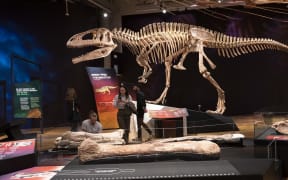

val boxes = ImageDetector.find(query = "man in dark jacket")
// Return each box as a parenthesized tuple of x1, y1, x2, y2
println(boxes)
(133, 85, 153, 142)
(65, 88, 81, 131)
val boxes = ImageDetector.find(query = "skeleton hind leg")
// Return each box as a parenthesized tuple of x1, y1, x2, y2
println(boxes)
(147, 60, 172, 104)
(198, 52, 225, 114)
(136, 56, 152, 84)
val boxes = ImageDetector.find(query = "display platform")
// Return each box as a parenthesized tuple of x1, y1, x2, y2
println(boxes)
(154, 109, 239, 138)
(187, 109, 239, 134)
(53, 159, 239, 180)
(82, 152, 219, 165)
(254, 127, 288, 177)
(52, 157, 279, 180)
(0, 138, 37, 175)
(254, 127, 288, 144)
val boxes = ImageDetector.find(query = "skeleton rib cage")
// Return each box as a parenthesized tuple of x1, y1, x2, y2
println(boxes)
(112, 22, 287, 63)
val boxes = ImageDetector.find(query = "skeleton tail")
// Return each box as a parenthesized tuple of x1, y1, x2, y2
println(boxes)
(205, 32, 288, 58)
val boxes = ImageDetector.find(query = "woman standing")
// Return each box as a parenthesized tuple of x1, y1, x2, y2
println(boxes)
(113, 85, 132, 144)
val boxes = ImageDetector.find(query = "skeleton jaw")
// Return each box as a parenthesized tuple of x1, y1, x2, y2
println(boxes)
(66, 28, 117, 64)
(70, 45, 117, 64)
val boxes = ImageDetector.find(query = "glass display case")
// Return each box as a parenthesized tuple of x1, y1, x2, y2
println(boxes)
(253, 112, 288, 177)
(254, 112, 288, 139)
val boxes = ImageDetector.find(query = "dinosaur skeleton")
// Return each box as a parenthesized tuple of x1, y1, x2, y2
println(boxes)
(67, 22, 288, 114)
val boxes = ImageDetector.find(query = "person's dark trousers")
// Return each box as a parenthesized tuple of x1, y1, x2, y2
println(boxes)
(137, 114, 152, 140)
(71, 122, 78, 131)
(70, 110, 81, 132)
(117, 110, 131, 144)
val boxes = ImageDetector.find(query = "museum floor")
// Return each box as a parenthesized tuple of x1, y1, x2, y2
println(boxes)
(3, 113, 288, 179)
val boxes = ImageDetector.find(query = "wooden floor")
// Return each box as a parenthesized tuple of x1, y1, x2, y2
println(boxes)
(21, 113, 272, 152)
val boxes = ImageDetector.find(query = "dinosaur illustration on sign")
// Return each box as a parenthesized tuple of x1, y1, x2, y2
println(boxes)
(95, 86, 117, 95)
(67, 22, 288, 114)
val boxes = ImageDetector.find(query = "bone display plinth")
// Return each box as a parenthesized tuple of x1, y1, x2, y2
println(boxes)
(78, 138, 220, 163)
(67, 22, 288, 114)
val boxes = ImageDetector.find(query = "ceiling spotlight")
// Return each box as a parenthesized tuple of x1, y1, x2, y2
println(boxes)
(217, 0, 223, 3)
(162, 9, 167, 14)
(103, 12, 108, 18)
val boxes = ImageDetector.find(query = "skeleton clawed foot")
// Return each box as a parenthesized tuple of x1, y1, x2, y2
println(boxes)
(146, 100, 156, 104)
(206, 108, 225, 114)
(138, 70, 152, 84)
(173, 64, 186, 70)
(206, 98, 226, 114)
(146, 86, 169, 105)
(138, 77, 147, 83)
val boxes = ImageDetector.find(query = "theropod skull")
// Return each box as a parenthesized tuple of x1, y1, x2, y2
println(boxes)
(67, 28, 117, 64)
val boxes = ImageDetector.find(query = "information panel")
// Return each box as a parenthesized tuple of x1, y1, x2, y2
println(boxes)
(13, 80, 42, 118)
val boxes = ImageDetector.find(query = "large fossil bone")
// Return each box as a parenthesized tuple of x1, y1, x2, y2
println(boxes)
(67, 22, 288, 114)
(54, 129, 125, 149)
(78, 138, 220, 163)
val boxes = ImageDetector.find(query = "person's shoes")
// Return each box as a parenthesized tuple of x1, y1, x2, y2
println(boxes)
(123, 138, 129, 145)
(131, 138, 142, 144)
(146, 134, 153, 141)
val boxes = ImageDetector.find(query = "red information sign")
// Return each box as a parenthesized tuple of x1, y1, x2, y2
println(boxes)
(86, 67, 119, 129)
(148, 107, 188, 119)
(0, 139, 35, 160)
(266, 135, 288, 141)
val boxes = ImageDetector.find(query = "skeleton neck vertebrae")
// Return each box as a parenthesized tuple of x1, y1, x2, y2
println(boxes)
(67, 22, 288, 114)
